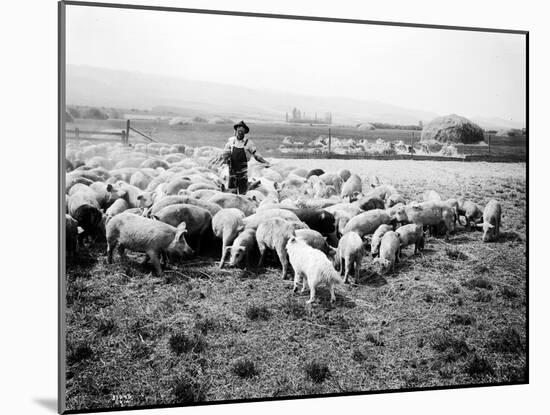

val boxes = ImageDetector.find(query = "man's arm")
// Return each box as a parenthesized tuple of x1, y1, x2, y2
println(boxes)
(247, 140, 270, 165)
(253, 152, 270, 166)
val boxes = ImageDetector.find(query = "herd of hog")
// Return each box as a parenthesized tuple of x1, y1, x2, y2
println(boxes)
(65, 140, 503, 304)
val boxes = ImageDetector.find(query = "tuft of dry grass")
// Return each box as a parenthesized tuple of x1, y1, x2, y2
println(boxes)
(232, 358, 258, 379)
(304, 361, 331, 383)
(169, 332, 207, 355)
(67, 343, 93, 365)
(449, 313, 475, 326)
(473, 292, 493, 303)
(488, 327, 524, 354)
(464, 277, 493, 290)
(245, 305, 271, 321)
(445, 247, 469, 261)
(466, 354, 494, 377)
(172, 375, 208, 403)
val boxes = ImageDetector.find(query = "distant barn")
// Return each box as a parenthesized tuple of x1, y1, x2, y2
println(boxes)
(208, 117, 234, 125)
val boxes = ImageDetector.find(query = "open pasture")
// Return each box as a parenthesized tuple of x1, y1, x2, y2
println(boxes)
(67, 118, 526, 159)
(65, 159, 526, 411)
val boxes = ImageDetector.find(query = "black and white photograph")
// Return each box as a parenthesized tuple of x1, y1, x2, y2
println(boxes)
(60, 1, 527, 413)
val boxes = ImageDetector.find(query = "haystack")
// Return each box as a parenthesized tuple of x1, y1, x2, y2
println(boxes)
(168, 117, 192, 127)
(357, 123, 376, 131)
(421, 114, 484, 144)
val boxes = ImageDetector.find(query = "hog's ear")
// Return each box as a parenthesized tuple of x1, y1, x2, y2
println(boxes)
(106, 184, 113, 192)
(77, 226, 84, 234)
(175, 224, 187, 241)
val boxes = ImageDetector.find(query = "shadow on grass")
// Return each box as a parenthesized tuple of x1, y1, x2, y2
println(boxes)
(496, 231, 523, 243)
(357, 270, 387, 288)
(450, 234, 475, 244)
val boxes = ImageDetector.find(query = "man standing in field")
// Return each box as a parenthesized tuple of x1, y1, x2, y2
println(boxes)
(221, 120, 270, 194)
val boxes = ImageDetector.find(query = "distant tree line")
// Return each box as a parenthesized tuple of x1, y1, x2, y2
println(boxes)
(370, 122, 422, 130)
(506, 128, 526, 137)
(67, 105, 122, 120)
(286, 108, 332, 124)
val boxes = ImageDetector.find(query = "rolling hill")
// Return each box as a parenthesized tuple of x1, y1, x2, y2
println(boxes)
(66, 65, 523, 130)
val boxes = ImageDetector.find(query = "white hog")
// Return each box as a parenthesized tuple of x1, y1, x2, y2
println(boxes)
(287, 237, 344, 304)
(106, 212, 194, 276)
(370, 224, 394, 258)
(212, 208, 246, 268)
(373, 231, 401, 274)
(341, 174, 362, 200)
(482, 199, 502, 242)
(395, 224, 425, 254)
(256, 217, 298, 279)
(337, 231, 365, 284)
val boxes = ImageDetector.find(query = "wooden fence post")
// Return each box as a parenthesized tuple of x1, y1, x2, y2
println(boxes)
(488, 134, 491, 157)
(126, 119, 131, 145)
(121, 130, 126, 144)
(75, 127, 80, 143)
(328, 128, 331, 155)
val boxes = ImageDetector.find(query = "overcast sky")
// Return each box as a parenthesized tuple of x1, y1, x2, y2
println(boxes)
(66, 5, 526, 124)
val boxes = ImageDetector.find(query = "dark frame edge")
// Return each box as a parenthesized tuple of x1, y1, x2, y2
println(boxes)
(525, 31, 529, 384)
(58, 1, 67, 414)
(62, 0, 528, 35)
(61, 381, 528, 414)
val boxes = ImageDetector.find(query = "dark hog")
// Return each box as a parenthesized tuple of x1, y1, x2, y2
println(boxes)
(280, 207, 335, 236)
(153, 203, 212, 254)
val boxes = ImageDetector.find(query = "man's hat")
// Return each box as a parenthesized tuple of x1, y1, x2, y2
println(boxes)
(233, 120, 249, 134)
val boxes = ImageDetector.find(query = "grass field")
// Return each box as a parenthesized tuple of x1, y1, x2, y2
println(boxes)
(65, 159, 527, 411)
(66, 119, 527, 160)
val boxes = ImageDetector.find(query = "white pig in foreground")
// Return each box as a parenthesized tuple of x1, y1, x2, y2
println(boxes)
(373, 231, 401, 274)
(482, 199, 502, 242)
(286, 237, 344, 304)
(106, 212, 194, 276)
